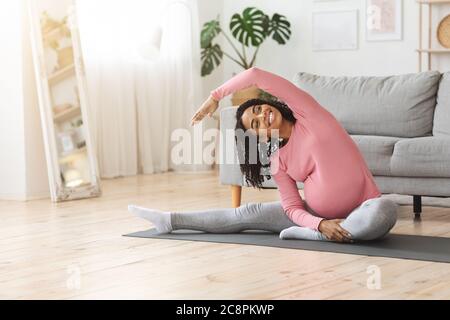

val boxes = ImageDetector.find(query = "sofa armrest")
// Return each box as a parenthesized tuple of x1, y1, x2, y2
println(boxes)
(219, 106, 244, 186)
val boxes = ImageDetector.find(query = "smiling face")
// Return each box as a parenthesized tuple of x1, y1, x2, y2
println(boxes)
(240, 103, 283, 138)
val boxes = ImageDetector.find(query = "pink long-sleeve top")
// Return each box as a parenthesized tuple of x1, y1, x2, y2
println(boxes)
(211, 67, 381, 230)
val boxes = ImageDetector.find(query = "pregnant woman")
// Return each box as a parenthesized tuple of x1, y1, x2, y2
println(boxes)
(129, 67, 398, 243)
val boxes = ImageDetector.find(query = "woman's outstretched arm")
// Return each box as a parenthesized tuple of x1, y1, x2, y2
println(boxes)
(210, 66, 320, 118)
(270, 155, 324, 230)
(272, 168, 324, 231)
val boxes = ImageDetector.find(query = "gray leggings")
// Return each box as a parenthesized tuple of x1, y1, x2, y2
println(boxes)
(171, 197, 398, 241)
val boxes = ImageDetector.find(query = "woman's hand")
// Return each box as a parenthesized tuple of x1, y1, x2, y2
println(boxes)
(190, 95, 219, 126)
(318, 219, 353, 243)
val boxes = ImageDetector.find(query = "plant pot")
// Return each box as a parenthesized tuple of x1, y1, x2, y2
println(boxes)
(231, 85, 261, 106)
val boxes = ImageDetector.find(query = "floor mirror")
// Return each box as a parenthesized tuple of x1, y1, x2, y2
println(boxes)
(28, 0, 102, 202)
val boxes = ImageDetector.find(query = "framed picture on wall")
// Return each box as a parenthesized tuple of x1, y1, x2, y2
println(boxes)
(312, 10, 358, 51)
(366, 0, 403, 41)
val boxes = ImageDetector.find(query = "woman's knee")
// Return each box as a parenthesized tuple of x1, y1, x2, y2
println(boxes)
(345, 198, 398, 241)
(365, 197, 397, 212)
(365, 198, 399, 229)
(378, 198, 398, 226)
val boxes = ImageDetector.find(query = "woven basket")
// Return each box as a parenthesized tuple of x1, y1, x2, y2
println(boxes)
(437, 14, 450, 48)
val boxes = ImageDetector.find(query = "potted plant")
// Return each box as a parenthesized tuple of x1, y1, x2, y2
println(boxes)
(201, 7, 292, 105)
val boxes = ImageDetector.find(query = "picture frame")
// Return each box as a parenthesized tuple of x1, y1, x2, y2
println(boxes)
(366, 0, 403, 41)
(312, 10, 358, 51)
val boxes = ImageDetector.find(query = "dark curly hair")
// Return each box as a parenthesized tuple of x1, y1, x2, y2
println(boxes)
(235, 98, 296, 189)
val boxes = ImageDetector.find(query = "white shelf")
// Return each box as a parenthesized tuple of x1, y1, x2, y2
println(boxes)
(417, 0, 450, 71)
(417, 0, 450, 4)
(53, 105, 81, 123)
(48, 64, 75, 86)
(416, 49, 450, 53)
(43, 26, 62, 39)
(43, 29, 60, 45)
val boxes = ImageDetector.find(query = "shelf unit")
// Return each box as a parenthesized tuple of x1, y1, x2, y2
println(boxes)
(48, 63, 75, 86)
(43, 27, 78, 125)
(43, 26, 65, 40)
(42, 29, 83, 169)
(417, 0, 450, 71)
(416, 48, 450, 53)
(53, 105, 81, 123)
(418, 0, 450, 4)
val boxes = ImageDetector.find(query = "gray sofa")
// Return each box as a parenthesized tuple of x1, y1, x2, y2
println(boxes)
(219, 70, 450, 218)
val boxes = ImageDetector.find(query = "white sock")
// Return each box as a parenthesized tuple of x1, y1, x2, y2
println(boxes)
(279, 226, 329, 241)
(128, 204, 173, 234)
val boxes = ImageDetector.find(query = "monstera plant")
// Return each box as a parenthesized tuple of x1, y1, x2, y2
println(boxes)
(200, 7, 292, 77)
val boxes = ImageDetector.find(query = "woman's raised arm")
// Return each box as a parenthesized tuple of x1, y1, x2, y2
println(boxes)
(210, 67, 319, 118)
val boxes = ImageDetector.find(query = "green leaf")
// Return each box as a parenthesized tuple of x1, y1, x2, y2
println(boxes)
(258, 90, 279, 102)
(229, 7, 269, 47)
(201, 20, 221, 49)
(201, 44, 223, 76)
(267, 13, 291, 45)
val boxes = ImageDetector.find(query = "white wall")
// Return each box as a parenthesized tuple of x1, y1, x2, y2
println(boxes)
(0, 1, 27, 200)
(196, 0, 226, 167)
(218, 0, 450, 82)
(23, 0, 51, 199)
(198, 0, 225, 99)
(0, 0, 50, 200)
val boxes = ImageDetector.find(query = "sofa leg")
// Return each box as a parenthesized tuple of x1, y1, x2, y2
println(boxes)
(231, 185, 242, 208)
(413, 195, 422, 219)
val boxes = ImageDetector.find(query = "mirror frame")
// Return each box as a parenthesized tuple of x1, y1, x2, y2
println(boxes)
(28, 0, 102, 202)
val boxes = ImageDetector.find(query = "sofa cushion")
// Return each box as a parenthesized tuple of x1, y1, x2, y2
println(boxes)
(351, 135, 402, 176)
(293, 71, 441, 138)
(433, 72, 450, 137)
(259, 135, 401, 187)
(391, 137, 450, 178)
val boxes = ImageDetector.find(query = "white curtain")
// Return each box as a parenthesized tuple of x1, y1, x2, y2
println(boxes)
(76, 0, 204, 178)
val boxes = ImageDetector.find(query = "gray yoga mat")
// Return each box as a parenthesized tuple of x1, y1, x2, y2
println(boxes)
(124, 229, 450, 263)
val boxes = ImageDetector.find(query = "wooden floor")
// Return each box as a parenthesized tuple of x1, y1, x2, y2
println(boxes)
(1, 170, 450, 300)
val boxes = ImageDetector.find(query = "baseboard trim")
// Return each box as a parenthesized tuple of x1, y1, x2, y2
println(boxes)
(0, 191, 50, 201)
